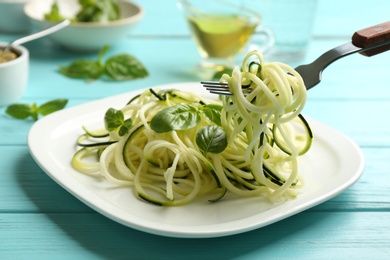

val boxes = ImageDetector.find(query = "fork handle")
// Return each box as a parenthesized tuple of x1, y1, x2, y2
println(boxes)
(352, 21, 390, 56)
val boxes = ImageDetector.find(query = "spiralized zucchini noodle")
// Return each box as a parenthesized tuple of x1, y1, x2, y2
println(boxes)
(72, 50, 312, 206)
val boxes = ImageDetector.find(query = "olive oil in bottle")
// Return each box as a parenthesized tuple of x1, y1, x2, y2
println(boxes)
(187, 14, 258, 58)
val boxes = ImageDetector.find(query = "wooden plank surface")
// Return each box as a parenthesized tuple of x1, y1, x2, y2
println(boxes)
(1, 212, 390, 259)
(1, 0, 390, 259)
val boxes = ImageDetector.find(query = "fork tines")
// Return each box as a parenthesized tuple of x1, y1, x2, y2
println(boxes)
(201, 81, 232, 96)
(201, 81, 253, 96)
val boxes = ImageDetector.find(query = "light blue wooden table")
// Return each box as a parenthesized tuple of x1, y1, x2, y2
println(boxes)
(1, 0, 390, 258)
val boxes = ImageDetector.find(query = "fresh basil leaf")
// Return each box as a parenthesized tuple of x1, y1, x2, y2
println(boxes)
(123, 118, 132, 128)
(104, 108, 132, 136)
(58, 45, 148, 82)
(104, 108, 124, 131)
(38, 99, 68, 116)
(30, 103, 39, 121)
(77, 0, 120, 22)
(76, 5, 102, 22)
(96, 0, 120, 21)
(44, 2, 64, 22)
(59, 59, 104, 80)
(196, 125, 227, 154)
(79, 0, 92, 6)
(105, 54, 148, 81)
(118, 126, 129, 136)
(98, 45, 110, 64)
(201, 104, 223, 126)
(5, 104, 32, 119)
(150, 104, 200, 133)
(118, 118, 132, 136)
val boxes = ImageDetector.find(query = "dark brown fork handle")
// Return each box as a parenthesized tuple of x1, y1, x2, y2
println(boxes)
(352, 21, 390, 56)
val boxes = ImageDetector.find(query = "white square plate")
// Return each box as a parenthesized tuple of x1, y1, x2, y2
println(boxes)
(28, 82, 365, 238)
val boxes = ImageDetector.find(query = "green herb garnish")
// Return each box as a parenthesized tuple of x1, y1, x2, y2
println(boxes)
(105, 54, 149, 81)
(104, 108, 132, 136)
(59, 45, 148, 82)
(200, 104, 223, 126)
(77, 0, 120, 22)
(5, 99, 68, 121)
(149, 102, 227, 154)
(196, 125, 227, 154)
(150, 104, 201, 133)
(44, 2, 64, 22)
(45, 0, 120, 23)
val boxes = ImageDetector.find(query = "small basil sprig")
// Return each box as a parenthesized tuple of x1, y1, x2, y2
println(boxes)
(150, 103, 227, 154)
(59, 45, 148, 82)
(104, 108, 132, 136)
(5, 99, 68, 121)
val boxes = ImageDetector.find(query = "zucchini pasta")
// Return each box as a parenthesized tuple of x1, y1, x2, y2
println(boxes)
(72, 50, 312, 206)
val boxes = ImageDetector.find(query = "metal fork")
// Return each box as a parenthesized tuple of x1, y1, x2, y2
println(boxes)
(202, 21, 390, 95)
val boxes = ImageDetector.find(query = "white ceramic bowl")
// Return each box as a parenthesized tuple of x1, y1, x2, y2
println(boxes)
(0, 0, 31, 33)
(0, 42, 29, 106)
(24, 0, 144, 52)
